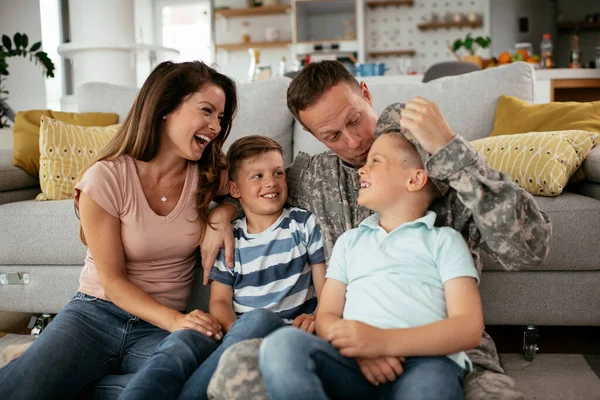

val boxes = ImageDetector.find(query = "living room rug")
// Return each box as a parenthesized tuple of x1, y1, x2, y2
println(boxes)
(0, 334, 599, 399)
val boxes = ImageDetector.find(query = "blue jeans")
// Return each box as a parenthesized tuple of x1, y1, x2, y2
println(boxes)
(260, 327, 465, 400)
(0, 292, 170, 400)
(120, 308, 286, 400)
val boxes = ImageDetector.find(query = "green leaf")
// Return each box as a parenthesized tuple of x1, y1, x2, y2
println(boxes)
(475, 37, 489, 49)
(13, 33, 22, 49)
(22, 34, 28, 48)
(2, 35, 12, 50)
(452, 39, 463, 52)
(465, 37, 473, 51)
(29, 42, 41, 52)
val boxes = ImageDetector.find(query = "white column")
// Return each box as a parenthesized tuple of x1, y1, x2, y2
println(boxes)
(66, 0, 137, 90)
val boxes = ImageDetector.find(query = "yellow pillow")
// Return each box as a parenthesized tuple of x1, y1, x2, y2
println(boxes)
(491, 96, 600, 137)
(12, 110, 119, 176)
(471, 131, 598, 196)
(37, 117, 120, 201)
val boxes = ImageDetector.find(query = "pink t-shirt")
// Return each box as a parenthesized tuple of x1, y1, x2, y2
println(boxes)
(74, 155, 202, 311)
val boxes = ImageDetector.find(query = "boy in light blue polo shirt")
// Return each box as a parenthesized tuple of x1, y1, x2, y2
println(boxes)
(260, 110, 482, 400)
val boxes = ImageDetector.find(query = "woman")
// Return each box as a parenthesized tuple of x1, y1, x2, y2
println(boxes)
(0, 61, 237, 399)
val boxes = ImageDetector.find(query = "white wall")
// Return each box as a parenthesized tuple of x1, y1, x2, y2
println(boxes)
(0, 0, 47, 113)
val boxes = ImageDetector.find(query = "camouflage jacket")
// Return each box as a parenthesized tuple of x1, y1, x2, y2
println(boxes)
(285, 135, 552, 276)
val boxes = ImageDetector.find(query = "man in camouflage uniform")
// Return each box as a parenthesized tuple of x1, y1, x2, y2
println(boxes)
(201, 61, 552, 400)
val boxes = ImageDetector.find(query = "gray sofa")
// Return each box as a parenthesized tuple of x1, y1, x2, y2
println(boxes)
(1, 62, 599, 335)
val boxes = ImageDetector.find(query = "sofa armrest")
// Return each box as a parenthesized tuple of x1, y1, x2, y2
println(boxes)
(0, 128, 13, 150)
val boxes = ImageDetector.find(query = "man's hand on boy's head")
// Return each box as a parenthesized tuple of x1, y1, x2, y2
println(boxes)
(399, 97, 456, 155)
(326, 320, 385, 358)
(357, 356, 405, 386)
(292, 314, 316, 333)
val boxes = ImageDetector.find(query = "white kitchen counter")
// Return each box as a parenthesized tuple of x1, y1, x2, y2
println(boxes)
(534, 68, 600, 80)
(362, 67, 600, 104)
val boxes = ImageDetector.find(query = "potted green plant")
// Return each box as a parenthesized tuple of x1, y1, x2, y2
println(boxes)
(0, 32, 55, 128)
(451, 33, 491, 68)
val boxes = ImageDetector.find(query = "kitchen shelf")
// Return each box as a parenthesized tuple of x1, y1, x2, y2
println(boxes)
(368, 49, 416, 57)
(557, 21, 600, 31)
(216, 40, 292, 51)
(366, 0, 414, 8)
(417, 21, 483, 31)
(215, 5, 291, 18)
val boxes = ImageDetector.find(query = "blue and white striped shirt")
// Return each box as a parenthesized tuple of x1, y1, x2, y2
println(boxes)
(209, 207, 325, 323)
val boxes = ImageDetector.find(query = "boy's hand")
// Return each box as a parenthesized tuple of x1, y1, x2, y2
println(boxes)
(327, 320, 384, 358)
(357, 356, 405, 386)
(292, 314, 316, 333)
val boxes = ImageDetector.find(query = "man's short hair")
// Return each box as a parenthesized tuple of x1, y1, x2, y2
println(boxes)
(226, 135, 283, 180)
(287, 60, 361, 127)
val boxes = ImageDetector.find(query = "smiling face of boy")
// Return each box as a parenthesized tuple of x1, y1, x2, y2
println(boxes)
(357, 133, 427, 213)
(228, 150, 288, 221)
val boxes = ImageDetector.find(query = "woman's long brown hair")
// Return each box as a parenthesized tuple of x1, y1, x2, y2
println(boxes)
(77, 61, 237, 244)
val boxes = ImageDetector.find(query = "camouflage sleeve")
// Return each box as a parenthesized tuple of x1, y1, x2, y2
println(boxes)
(285, 152, 313, 211)
(425, 135, 552, 270)
(221, 196, 244, 220)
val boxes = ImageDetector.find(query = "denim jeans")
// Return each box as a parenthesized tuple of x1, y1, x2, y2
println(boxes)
(0, 292, 170, 400)
(120, 308, 286, 400)
(260, 327, 465, 400)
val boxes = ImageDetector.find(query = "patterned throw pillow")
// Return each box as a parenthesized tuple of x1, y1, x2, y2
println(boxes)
(37, 117, 120, 200)
(12, 110, 119, 176)
(471, 131, 598, 196)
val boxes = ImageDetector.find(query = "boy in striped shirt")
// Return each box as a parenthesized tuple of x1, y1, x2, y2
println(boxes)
(125, 136, 327, 400)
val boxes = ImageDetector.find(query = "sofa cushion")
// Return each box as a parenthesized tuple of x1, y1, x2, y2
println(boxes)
(583, 145, 600, 183)
(226, 78, 295, 166)
(0, 199, 87, 265)
(483, 192, 600, 272)
(491, 95, 600, 137)
(293, 62, 535, 158)
(0, 187, 39, 206)
(0, 149, 38, 192)
(471, 131, 598, 196)
(38, 118, 120, 200)
(78, 82, 139, 123)
(77, 78, 296, 166)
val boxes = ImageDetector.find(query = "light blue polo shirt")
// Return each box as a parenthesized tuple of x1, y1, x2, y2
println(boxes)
(326, 211, 479, 370)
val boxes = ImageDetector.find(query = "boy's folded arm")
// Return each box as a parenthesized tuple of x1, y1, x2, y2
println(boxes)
(381, 276, 483, 358)
(315, 278, 347, 339)
(208, 281, 237, 332)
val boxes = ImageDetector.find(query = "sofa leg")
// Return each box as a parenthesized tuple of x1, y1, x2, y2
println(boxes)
(27, 313, 54, 337)
(523, 325, 539, 361)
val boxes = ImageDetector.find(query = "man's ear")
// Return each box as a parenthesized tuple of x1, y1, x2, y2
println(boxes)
(228, 181, 241, 199)
(360, 81, 373, 106)
(407, 169, 428, 192)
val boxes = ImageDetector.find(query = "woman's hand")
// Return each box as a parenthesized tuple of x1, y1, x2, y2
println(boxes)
(201, 204, 237, 285)
(356, 356, 405, 385)
(169, 309, 223, 340)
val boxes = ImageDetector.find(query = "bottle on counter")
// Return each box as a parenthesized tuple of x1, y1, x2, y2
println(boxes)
(596, 40, 600, 69)
(570, 33, 581, 68)
(540, 33, 553, 69)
